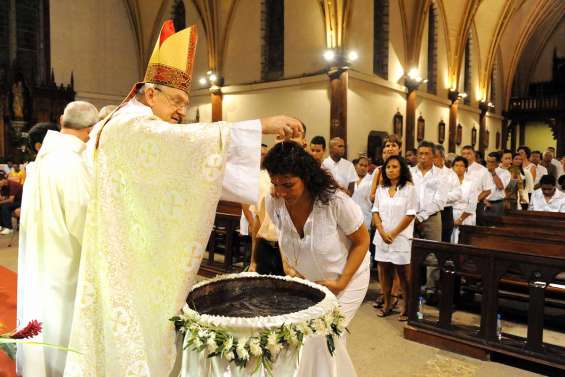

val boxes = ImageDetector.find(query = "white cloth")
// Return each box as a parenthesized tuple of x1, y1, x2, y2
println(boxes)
(372, 183, 418, 265)
(17, 131, 91, 377)
(466, 162, 494, 195)
(351, 173, 373, 229)
(63, 99, 262, 377)
(487, 167, 511, 202)
(529, 189, 565, 212)
(266, 190, 370, 325)
(551, 158, 564, 178)
(322, 157, 358, 190)
(410, 165, 448, 222)
(533, 164, 548, 185)
(524, 169, 535, 195)
(439, 166, 462, 207)
(451, 178, 478, 243)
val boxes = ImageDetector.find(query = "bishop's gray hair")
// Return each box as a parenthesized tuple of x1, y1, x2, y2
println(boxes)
(61, 101, 98, 130)
(98, 105, 117, 121)
(136, 83, 166, 99)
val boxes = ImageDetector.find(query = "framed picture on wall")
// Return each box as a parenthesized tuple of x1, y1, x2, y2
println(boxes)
(438, 120, 445, 144)
(485, 130, 490, 149)
(456, 124, 463, 145)
(417, 114, 425, 142)
(393, 110, 403, 137)
(471, 127, 477, 146)
(496, 131, 501, 149)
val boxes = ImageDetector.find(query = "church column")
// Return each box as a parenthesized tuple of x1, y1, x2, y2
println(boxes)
(211, 91, 222, 122)
(510, 121, 517, 151)
(8, 0, 17, 64)
(448, 90, 461, 153)
(478, 101, 489, 154)
(518, 120, 526, 147)
(501, 118, 509, 150)
(328, 68, 348, 148)
(404, 70, 426, 152)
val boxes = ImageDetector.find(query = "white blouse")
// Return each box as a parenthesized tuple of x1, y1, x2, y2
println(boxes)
(372, 183, 418, 253)
(352, 173, 374, 229)
(266, 190, 369, 282)
(452, 178, 478, 225)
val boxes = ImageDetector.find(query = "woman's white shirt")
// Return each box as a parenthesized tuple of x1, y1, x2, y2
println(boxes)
(266, 190, 370, 283)
(452, 177, 478, 225)
(352, 173, 373, 229)
(371, 183, 418, 253)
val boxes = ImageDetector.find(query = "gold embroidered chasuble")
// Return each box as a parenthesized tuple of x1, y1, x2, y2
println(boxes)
(63, 106, 233, 376)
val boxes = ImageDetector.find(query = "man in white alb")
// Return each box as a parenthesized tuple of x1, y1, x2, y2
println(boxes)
(322, 137, 358, 195)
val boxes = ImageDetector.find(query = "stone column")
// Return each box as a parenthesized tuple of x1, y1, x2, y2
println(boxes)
(329, 69, 348, 155)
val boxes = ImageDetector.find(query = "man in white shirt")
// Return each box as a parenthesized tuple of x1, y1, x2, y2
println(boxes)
(546, 147, 564, 178)
(411, 141, 448, 297)
(309, 135, 326, 164)
(484, 151, 511, 216)
(322, 137, 357, 196)
(461, 145, 493, 224)
(530, 150, 548, 188)
(433, 144, 462, 243)
(529, 175, 565, 212)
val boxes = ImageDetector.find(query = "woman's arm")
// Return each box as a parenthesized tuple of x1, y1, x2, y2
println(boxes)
(369, 168, 381, 203)
(316, 224, 370, 294)
(389, 215, 415, 239)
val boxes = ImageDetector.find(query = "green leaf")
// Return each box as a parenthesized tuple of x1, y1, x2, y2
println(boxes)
(0, 342, 16, 360)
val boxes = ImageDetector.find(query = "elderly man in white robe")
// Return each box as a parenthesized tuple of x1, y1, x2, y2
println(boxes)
(17, 101, 98, 377)
(62, 21, 302, 377)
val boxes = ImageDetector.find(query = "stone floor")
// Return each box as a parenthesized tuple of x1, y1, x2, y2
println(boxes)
(0, 234, 558, 377)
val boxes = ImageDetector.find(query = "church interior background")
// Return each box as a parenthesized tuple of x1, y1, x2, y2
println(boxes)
(1, 1, 565, 376)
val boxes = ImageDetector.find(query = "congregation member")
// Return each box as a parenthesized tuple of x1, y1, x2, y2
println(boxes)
(352, 156, 373, 230)
(27, 122, 60, 155)
(411, 141, 448, 298)
(558, 175, 565, 193)
(17, 101, 98, 376)
(451, 157, 478, 243)
(529, 174, 565, 212)
(322, 137, 358, 195)
(64, 21, 303, 376)
(546, 146, 564, 177)
(8, 163, 25, 184)
(460, 145, 493, 222)
(541, 149, 559, 179)
(405, 148, 417, 167)
(372, 155, 416, 321)
(309, 135, 326, 164)
(484, 151, 511, 216)
(505, 153, 531, 210)
(0, 171, 22, 235)
(518, 145, 537, 193)
(530, 150, 548, 187)
(369, 134, 401, 202)
(433, 144, 462, 242)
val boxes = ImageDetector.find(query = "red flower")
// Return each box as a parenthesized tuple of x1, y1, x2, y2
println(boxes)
(11, 320, 42, 339)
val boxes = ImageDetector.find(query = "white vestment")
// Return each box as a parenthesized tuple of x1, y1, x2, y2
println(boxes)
(63, 99, 260, 377)
(17, 131, 91, 377)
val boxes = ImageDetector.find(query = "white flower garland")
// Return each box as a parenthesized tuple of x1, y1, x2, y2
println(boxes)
(171, 307, 346, 374)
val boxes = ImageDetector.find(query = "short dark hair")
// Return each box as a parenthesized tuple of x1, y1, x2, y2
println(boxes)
(531, 150, 542, 156)
(352, 156, 368, 166)
(539, 174, 556, 186)
(502, 149, 513, 156)
(28, 122, 59, 152)
(462, 145, 474, 152)
(380, 155, 412, 189)
(417, 140, 436, 154)
(383, 134, 402, 148)
(262, 141, 338, 204)
(310, 136, 326, 149)
(518, 145, 531, 158)
(487, 151, 500, 162)
(558, 175, 565, 187)
(453, 156, 469, 168)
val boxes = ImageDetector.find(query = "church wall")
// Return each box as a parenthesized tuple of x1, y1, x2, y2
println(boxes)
(223, 1, 262, 85)
(414, 94, 450, 148)
(284, 0, 326, 78)
(50, 0, 140, 108)
(525, 122, 557, 151)
(348, 0, 374, 76)
(531, 17, 565, 83)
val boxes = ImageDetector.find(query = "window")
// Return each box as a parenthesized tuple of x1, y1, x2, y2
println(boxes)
(463, 34, 471, 105)
(373, 0, 389, 79)
(261, 0, 284, 81)
(489, 63, 497, 112)
(426, 3, 437, 94)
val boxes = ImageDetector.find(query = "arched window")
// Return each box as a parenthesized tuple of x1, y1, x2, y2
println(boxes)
(171, 0, 186, 32)
(489, 61, 497, 112)
(426, 3, 438, 94)
(373, 0, 389, 79)
(463, 34, 472, 105)
(261, 0, 284, 81)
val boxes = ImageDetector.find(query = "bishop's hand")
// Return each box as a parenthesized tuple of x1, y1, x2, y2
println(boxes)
(260, 116, 303, 140)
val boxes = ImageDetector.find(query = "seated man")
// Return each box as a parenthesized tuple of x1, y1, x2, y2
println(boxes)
(0, 170, 23, 234)
(529, 174, 565, 212)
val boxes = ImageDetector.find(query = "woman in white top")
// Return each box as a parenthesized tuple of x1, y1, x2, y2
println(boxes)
(263, 142, 370, 377)
(372, 155, 417, 321)
(352, 156, 373, 229)
(451, 156, 478, 243)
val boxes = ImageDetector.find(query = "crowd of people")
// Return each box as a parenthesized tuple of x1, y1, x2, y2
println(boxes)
(246, 132, 565, 326)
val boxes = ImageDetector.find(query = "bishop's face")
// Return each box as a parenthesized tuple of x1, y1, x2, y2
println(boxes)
(145, 85, 189, 124)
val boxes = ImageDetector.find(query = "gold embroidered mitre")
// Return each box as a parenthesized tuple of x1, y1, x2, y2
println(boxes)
(144, 20, 198, 94)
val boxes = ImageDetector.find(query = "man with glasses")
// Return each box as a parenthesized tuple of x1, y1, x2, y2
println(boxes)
(64, 22, 303, 376)
(17, 101, 99, 376)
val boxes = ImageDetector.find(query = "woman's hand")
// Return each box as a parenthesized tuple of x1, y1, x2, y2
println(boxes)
(248, 262, 257, 272)
(378, 228, 393, 244)
(315, 279, 347, 295)
(454, 218, 463, 226)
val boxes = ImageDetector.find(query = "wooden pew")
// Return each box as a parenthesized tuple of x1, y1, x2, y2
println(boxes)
(480, 215, 565, 234)
(406, 239, 565, 371)
(505, 209, 565, 221)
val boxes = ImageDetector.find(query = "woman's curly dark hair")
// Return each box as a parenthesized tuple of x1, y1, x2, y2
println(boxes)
(380, 155, 412, 189)
(262, 141, 339, 204)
